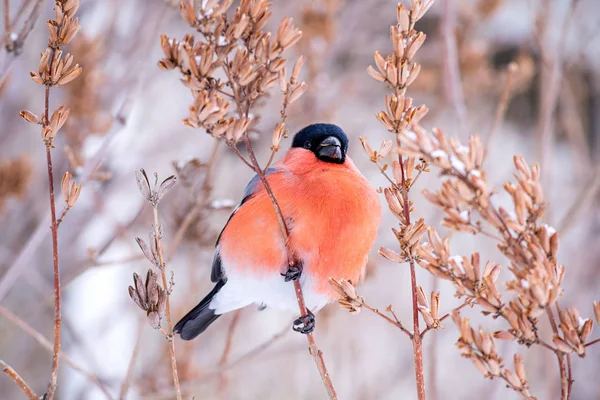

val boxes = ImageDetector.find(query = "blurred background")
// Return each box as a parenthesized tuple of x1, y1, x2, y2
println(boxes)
(1, 0, 599, 399)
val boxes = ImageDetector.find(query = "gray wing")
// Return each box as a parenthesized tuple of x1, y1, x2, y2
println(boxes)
(210, 168, 280, 283)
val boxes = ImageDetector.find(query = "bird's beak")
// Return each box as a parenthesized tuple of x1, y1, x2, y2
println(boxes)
(318, 136, 342, 160)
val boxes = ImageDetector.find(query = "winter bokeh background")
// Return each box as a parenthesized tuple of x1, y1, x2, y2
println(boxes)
(1, 0, 599, 399)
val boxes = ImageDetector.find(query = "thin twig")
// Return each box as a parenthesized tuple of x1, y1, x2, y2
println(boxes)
(585, 338, 600, 347)
(545, 306, 569, 400)
(152, 205, 183, 400)
(362, 302, 413, 337)
(0, 306, 112, 398)
(45, 84, 62, 400)
(396, 134, 426, 400)
(566, 353, 573, 398)
(228, 142, 255, 169)
(1, 359, 38, 399)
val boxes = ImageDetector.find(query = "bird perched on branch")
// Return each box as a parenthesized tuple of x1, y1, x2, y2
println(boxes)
(174, 123, 381, 340)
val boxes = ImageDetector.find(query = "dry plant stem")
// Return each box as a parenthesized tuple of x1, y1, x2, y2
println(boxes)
(362, 302, 412, 336)
(397, 136, 426, 400)
(585, 338, 600, 347)
(45, 85, 62, 400)
(241, 136, 338, 400)
(152, 206, 182, 400)
(566, 353, 573, 398)
(1, 359, 38, 399)
(545, 306, 568, 400)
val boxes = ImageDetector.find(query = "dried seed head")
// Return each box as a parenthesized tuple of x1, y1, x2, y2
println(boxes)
(513, 354, 526, 382)
(128, 269, 166, 329)
(379, 246, 403, 263)
(20, 110, 40, 124)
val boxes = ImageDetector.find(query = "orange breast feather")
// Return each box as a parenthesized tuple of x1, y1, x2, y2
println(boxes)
(219, 148, 382, 297)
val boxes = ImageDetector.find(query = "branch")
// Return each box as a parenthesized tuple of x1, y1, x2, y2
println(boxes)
(545, 306, 569, 400)
(0, 360, 38, 399)
(585, 337, 600, 347)
(45, 94, 62, 400)
(152, 204, 183, 400)
(362, 302, 413, 337)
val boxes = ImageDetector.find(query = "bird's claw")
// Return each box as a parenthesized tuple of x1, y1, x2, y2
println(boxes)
(293, 309, 315, 334)
(282, 262, 303, 282)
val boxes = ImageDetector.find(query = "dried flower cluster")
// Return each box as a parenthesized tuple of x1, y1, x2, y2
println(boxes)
(453, 311, 533, 398)
(354, 3, 435, 400)
(376, 55, 600, 400)
(159, 0, 305, 154)
(20, 0, 82, 147)
(344, 0, 600, 399)
(129, 270, 168, 329)
(0, 156, 32, 211)
(160, 3, 342, 398)
(131, 168, 182, 398)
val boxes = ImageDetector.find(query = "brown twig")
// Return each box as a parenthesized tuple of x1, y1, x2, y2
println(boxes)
(0, 359, 38, 399)
(545, 306, 568, 400)
(152, 204, 183, 400)
(362, 302, 413, 337)
(585, 338, 600, 347)
(0, 306, 112, 398)
(45, 101, 62, 400)
(397, 139, 426, 400)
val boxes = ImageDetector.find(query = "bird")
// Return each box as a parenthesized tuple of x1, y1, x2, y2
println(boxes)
(174, 123, 382, 340)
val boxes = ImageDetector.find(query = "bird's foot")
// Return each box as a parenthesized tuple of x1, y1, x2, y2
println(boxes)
(282, 261, 303, 282)
(293, 309, 315, 334)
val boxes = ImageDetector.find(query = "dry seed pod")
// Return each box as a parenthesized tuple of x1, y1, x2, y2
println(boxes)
(20, 110, 40, 124)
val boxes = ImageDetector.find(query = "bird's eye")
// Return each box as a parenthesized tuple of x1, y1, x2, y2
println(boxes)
(303, 140, 312, 149)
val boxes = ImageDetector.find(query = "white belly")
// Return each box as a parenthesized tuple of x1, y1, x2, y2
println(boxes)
(209, 268, 330, 315)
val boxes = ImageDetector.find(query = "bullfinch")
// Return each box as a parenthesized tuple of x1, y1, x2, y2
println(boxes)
(174, 123, 381, 340)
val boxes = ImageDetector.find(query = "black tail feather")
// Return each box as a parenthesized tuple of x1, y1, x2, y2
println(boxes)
(174, 280, 225, 340)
